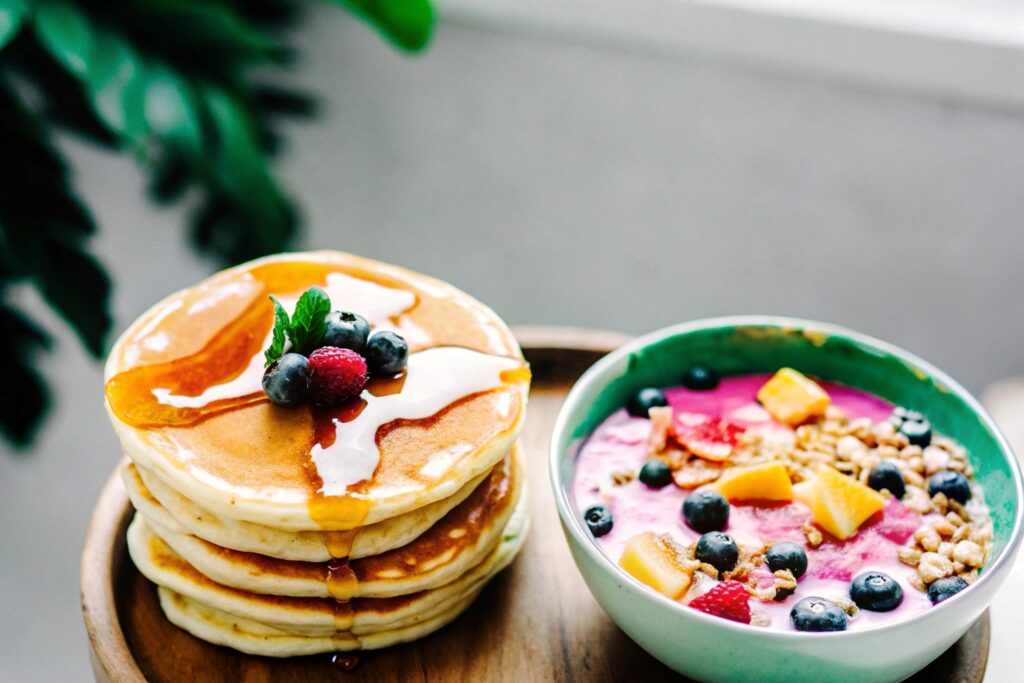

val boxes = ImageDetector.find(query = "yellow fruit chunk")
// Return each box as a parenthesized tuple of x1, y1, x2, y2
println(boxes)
(619, 532, 694, 599)
(714, 462, 793, 502)
(791, 480, 816, 508)
(756, 368, 831, 426)
(804, 465, 886, 540)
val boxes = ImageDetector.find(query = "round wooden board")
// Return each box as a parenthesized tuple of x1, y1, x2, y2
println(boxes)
(82, 326, 990, 682)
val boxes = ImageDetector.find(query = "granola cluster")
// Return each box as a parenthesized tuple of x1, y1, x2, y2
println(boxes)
(644, 404, 992, 595)
(898, 496, 992, 591)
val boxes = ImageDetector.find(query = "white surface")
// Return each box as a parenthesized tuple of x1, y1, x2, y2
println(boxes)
(441, 0, 1024, 108)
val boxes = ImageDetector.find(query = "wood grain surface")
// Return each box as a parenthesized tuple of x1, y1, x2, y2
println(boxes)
(81, 327, 989, 682)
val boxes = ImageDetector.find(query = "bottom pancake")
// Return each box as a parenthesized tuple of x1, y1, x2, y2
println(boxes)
(127, 487, 529, 644)
(158, 585, 479, 657)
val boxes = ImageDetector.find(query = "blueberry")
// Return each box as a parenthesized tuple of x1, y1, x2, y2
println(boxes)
(626, 388, 668, 418)
(927, 470, 972, 504)
(766, 542, 808, 580)
(322, 311, 370, 353)
(927, 576, 968, 605)
(867, 461, 906, 499)
(682, 490, 730, 533)
(262, 353, 310, 407)
(683, 365, 720, 391)
(583, 505, 614, 537)
(364, 331, 408, 376)
(899, 418, 932, 448)
(849, 571, 903, 612)
(695, 531, 739, 573)
(790, 597, 848, 632)
(891, 406, 926, 426)
(639, 460, 672, 488)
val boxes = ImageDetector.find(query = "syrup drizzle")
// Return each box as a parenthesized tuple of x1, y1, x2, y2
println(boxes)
(309, 347, 527, 495)
(105, 263, 416, 427)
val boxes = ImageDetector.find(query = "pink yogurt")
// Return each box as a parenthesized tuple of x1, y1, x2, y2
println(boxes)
(572, 373, 934, 631)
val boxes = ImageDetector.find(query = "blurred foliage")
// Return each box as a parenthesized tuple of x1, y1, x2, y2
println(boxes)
(0, 0, 434, 448)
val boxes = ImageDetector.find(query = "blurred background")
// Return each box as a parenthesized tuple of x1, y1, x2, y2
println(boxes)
(2, 0, 1023, 680)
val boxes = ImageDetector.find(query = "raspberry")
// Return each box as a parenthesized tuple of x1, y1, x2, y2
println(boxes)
(308, 346, 368, 406)
(688, 580, 751, 624)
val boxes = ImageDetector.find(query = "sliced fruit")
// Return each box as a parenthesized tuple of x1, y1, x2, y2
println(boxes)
(619, 532, 695, 600)
(714, 461, 793, 502)
(688, 580, 751, 624)
(791, 480, 816, 508)
(756, 368, 830, 426)
(673, 412, 745, 462)
(805, 465, 886, 540)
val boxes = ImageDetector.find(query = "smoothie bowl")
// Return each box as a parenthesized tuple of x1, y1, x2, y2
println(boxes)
(550, 317, 1023, 682)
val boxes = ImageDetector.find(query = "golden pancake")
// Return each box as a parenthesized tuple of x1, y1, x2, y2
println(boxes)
(123, 458, 489, 562)
(157, 586, 479, 656)
(104, 251, 530, 533)
(127, 492, 530, 642)
(133, 448, 522, 599)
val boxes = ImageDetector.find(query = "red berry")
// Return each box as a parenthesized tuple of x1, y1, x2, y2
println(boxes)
(308, 346, 368, 406)
(688, 580, 751, 624)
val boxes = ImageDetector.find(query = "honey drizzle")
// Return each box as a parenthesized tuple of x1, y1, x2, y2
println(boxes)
(105, 261, 340, 428)
(325, 559, 360, 601)
(324, 529, 360, 559)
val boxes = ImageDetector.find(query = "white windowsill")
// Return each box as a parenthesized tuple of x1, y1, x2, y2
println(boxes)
(438, 0, 1024, 109)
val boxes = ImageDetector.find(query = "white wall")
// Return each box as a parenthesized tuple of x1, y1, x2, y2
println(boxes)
(2, 8, 1023, 680)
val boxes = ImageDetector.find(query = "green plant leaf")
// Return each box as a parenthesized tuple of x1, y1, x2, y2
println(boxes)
(336, 0, 434, 52)
(34, 241, 112, 357)
(0, 0, 28, 51)
(287, 286, 330, 354)
(142, 66, 202, 153)
(85, 31, 148, 143)
(202, 86, 294, 254)
(265, 295, 290, 366)
(34, 1, 93, 77)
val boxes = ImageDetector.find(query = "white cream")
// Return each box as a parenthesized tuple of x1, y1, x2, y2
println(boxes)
(151, 272, 416, 409)
(311, 347, 521, 494)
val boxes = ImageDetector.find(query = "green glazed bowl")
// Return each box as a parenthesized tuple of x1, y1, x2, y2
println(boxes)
(550, 316, 1023, 682)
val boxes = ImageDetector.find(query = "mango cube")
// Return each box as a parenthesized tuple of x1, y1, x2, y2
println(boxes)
(800, 465, 886, 540)
(714, 461, 793, 502)
(756, 368, 831, 426)
(619, 532, 694, 600)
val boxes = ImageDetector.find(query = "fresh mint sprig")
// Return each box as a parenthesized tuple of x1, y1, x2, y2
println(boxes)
(264, 287, 331, 366)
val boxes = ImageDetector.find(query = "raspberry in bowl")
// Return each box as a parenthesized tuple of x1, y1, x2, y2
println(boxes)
(550, 317, 1023, 682)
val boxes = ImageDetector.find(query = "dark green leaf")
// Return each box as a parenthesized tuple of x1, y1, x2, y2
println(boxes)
(337, 0, 434, 52)
(142, 66, 202, 153)
(265, 295, 290, 366)
(0, 354, 50, 447)
(84, 31, 148, 143)
(0, 303, 52, 447)
(33, 1, 94, 77)
(34, 240, 112, 357)
(202, 86, 295, 254)
(0, 0, 28, 51)
(288, 286, 330, 354)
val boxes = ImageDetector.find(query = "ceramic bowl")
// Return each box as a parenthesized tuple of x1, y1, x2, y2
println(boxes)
(549, 316, 1023, 682)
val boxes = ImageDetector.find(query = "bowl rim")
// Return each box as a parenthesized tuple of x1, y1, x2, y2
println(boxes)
(549, 314, 1024, 640)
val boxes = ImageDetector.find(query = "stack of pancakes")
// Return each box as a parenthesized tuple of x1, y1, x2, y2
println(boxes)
(104, 252, 530, 656)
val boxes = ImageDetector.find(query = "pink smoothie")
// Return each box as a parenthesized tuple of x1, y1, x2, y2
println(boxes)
(572, 374, 934, 631)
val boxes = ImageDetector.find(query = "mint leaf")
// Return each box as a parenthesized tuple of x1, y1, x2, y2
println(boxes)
(264, 295, 290, 366)
(286, 287, 330, 355)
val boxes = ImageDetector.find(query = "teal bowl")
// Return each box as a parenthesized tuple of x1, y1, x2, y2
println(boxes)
(549, 316, 1023, 682)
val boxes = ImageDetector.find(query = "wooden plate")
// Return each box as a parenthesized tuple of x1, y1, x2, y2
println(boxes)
(81, 326, 989, 682)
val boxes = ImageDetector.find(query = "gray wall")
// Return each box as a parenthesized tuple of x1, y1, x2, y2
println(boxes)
(2, 7, 1024, 680)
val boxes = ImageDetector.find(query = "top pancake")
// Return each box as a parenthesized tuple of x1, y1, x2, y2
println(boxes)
(104, 252, 529, 530)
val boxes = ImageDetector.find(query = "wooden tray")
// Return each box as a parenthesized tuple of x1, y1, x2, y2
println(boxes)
(81, 326, 990, 682)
